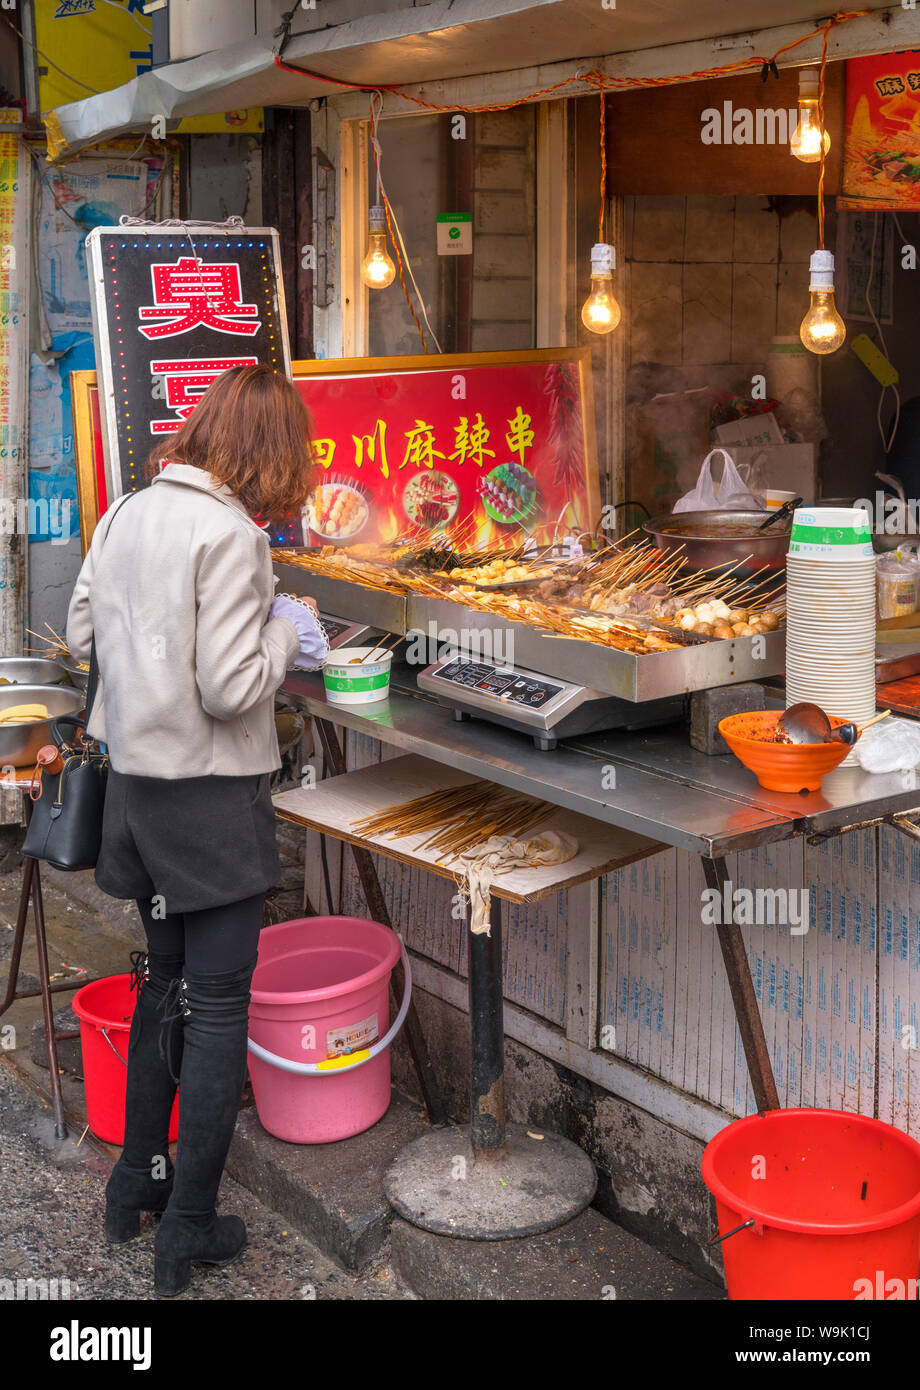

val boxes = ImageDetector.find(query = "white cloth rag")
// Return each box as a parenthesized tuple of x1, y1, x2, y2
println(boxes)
(456, 830, 579, 935)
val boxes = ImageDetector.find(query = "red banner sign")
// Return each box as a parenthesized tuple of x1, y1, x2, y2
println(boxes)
(292, 350, 598, 548)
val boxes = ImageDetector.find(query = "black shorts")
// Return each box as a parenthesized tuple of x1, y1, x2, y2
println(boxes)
(95, 770, 281, 914)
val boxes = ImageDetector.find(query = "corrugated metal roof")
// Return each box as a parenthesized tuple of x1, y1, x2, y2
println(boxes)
(46, 0, 899, 158)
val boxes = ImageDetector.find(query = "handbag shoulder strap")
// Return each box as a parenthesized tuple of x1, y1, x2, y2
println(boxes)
(85, 488, 144, 723)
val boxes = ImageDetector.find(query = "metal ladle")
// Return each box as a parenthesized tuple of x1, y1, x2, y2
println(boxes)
(776, 702, 892, 746)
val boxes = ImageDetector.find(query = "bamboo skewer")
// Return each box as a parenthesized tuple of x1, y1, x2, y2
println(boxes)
(351, 781, 553, 864)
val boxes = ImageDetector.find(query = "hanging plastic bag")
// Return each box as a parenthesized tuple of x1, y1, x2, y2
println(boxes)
(672, 448, 766, 513)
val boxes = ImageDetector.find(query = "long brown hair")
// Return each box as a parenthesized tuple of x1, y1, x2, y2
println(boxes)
(146, 364, 315, 521)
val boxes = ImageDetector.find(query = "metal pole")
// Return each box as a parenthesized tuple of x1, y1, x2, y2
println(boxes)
(0, 130, 30, 831)
(30, 856, 68, 1140)
(469, 893, 505, 1154)
(0, 852, 33, 1017)
(702, 855, 779, 1113)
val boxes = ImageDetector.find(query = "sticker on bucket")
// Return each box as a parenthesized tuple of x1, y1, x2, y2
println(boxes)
(326, 1012, 379, 1060)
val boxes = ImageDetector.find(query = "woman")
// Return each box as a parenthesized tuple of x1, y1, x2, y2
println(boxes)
(66, 364, 326, 1297)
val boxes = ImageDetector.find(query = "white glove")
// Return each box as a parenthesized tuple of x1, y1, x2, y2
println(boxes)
(270, 595, 328, 669)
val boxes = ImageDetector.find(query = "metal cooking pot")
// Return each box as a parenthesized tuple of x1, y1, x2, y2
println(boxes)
(0, 683, 85, 768)
(0, 657, 69, 686)
(642, 509, 791, 578)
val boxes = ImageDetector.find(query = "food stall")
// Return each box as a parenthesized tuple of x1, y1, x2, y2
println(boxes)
(34, 0, 920, 1277)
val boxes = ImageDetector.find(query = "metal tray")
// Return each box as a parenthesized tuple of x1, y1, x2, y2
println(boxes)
(273, 560, 785, 702)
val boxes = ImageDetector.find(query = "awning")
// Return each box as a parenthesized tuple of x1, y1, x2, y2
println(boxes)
(46, 0, 900, 160)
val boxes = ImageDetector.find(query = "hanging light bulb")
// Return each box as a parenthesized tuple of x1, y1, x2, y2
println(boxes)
(581, 243, 621, 335)
(800, 250, 846, 355)
(790, 68, 831, 163)
(361, 205, 396, 289)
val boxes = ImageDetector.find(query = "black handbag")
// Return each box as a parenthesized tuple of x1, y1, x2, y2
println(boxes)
(22, 491, 139, 870)
(21, 711, 109, 870)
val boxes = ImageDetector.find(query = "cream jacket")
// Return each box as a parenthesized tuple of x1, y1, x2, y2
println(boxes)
(66, 463, 303, 778)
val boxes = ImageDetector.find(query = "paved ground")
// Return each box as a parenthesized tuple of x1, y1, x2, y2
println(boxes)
(0, 839, 412, 1302)
(0, 1062, 412, 1302)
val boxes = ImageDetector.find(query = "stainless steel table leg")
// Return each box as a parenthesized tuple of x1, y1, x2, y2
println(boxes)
(702, 855, 779, 1113)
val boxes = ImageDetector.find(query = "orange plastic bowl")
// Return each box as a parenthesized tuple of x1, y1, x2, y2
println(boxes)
(718, 710, 855, 793)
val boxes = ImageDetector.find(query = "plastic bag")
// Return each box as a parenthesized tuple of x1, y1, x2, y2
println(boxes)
(851, 716, 920, 773)
(672, 448, 765, 513)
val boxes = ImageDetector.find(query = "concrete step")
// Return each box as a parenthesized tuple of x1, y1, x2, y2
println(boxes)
(391, 1207, 724, 1301)
(226, 1092, 431, 1273)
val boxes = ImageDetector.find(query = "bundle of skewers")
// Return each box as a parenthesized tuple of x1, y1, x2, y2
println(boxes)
(24, 623, 89, 672)
(351, 781, 552, 865)
(512, 534, 786, 639)
(273, 520, 534, 594)
(272, 544, 415, 593)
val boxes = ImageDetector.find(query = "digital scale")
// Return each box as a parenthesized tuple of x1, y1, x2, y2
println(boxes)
(418, 655, 686, 750)
(318, 613, 380, 651)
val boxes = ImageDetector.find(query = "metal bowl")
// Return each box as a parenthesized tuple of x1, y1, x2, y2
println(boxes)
(0, 657, 69, 686)
(59, 661, 90, 694)
(642, 509, 791, 578)
(0, 683, 85, 768)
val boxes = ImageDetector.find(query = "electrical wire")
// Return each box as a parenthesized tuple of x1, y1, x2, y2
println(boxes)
(97, 0, 152, 38)
(275, 10, 871, 113)
(367, 90, 443, 354)
(597, 80, 606, 244)
(2, 15, 98, 96)
(817, 28, 828, 249)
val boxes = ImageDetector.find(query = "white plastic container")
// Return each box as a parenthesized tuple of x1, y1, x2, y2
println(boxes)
(322, 648, 393, 705)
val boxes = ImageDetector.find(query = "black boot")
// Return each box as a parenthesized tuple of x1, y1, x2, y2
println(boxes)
(153, 956, 256, 1297)
(105, 950, 184, 1244)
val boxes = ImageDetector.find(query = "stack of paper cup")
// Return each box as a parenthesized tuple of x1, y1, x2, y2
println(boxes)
(785, 508, 876, 749)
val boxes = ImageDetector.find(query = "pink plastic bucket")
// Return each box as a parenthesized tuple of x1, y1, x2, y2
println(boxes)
(247, 916, 402, 1144)
(72, 973, 179, 1145)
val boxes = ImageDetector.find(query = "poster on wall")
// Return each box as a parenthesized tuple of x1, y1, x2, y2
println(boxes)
(841, 52, 920, 209)
(34, 0, 262, 134)
(31, 154, 165, 541)
(86, 224, 291, 500)
(292, 350, 599, 549)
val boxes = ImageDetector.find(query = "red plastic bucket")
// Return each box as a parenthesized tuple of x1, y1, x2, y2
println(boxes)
(703, 1108, 920, 1300)
(72, 973, 179, 1146)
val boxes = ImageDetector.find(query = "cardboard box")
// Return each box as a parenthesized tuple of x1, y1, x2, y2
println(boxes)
(728, 443, 818, 503)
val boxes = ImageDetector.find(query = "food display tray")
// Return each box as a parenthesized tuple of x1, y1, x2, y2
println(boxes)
(272, 559, 784, 703)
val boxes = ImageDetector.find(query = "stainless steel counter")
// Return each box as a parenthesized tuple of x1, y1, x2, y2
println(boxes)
(281, 664, 920, 857)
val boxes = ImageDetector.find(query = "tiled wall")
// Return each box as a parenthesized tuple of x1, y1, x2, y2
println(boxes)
(624, 194, 819, 368)
(469, 108, 536, 353)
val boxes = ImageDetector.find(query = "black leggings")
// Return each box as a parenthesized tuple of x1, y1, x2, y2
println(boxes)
(135, 892, 266, 974)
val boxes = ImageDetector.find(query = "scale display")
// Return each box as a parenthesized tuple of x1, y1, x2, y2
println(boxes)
(317, 613, 378, 651)
(319, 617, 355, 645)
(434, 659, 563, 709)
